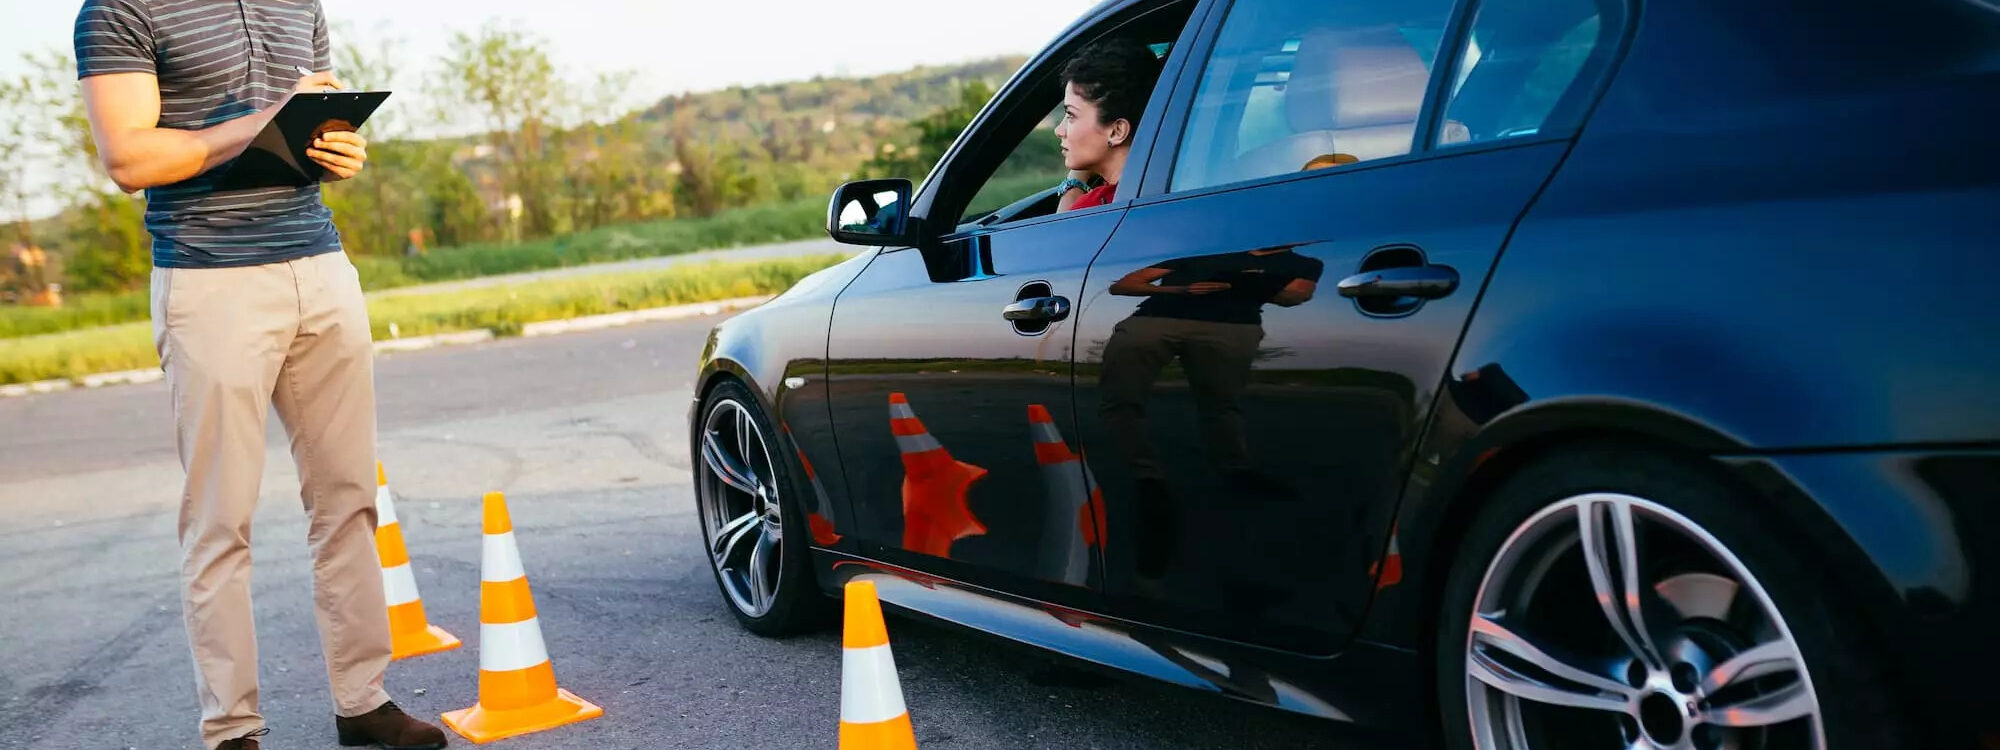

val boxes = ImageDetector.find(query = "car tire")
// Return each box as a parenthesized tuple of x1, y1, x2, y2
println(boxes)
(692, 379, 834, 637)
(1434, 445, 1915, 750)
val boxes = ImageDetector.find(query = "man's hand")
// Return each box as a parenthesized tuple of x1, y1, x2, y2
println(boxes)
(293, 71, 366, 179)
(308, 131, 367, 181)
(1185, 281, 1232, 295)
(291, 71, 344, 96)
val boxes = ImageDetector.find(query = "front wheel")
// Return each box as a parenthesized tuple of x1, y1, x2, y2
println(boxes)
(692, 379, 831, 636)
(1436, 447, 1912, 750)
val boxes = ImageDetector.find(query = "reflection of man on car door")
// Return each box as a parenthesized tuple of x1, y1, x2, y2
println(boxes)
(1097, 244, 1323, 575)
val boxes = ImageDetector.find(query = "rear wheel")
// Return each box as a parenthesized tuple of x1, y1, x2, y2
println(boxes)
(693, 380, 831, 636)
(1436, 447, 1911, 750)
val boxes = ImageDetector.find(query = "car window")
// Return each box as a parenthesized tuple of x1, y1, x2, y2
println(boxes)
(943, 9, 1190, 230)
(1435, 0, 1617, 146)
(960, 104, 1070, 227)
(1170, 0, 1454, 193)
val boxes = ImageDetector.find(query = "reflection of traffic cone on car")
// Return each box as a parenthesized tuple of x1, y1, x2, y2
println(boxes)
(839, 580, 918, 750)
(890, 393, 986, 557)
(785, 425, 843, 546)
(1027, 405, 1100, 586)
(442, 491, 603, 744)
(375, 462, 461, 660)
(1370, 525, 1404, 591)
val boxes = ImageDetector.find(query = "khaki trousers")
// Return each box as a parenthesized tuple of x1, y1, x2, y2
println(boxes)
(151, 250, 392, 749)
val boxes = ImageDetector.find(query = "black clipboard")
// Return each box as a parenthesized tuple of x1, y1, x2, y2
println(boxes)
(215, 90, 391, 191)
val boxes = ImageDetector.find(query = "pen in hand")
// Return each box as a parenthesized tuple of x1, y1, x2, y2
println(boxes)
(295, 65, 338, 92)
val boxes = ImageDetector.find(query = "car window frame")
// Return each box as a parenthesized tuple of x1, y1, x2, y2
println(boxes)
(894, 0, 1217, 249)
(1131, 0, 1637, 207)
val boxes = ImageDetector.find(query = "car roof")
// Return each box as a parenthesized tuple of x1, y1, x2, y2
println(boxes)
(1057, 0, 1176, 46)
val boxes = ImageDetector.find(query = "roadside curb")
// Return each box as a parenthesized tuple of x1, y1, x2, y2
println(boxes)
(374, 329, 496, 353)
(80, 369, 165, 388)
(519, 295, 774, 337)
(0, 379, 74, 398)
(0, 295, 773, 399)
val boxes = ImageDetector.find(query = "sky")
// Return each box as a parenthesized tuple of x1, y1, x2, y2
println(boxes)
(0, 0, 1097, 218)
(2, 0, 1094, 94)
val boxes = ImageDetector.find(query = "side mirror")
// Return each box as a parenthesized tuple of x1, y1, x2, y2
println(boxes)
(827, 178, 916, 246)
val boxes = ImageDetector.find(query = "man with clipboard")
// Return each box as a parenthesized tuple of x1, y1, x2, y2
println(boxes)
(73, 2, 442, 749)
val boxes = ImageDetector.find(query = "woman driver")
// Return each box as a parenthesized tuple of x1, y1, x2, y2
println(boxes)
(1057, 38, 1165, 212)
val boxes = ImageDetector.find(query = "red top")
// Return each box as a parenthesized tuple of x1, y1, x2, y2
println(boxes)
(1066, 183, 1117, 211)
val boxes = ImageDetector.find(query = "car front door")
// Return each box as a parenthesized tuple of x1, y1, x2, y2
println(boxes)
(824, 2, 1201, 607)
(1069, 0, 1628, 653)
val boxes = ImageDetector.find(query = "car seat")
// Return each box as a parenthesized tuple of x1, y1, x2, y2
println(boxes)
(1227, 25, 1430, 182)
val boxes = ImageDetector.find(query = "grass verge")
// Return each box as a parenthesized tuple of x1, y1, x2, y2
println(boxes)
(0, 254, 847, 387)
(352, 196, 827, 290)
(0, 289, 150, 340)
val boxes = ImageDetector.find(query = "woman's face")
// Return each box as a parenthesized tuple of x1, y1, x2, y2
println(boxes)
(1056, 82, 1118, 173)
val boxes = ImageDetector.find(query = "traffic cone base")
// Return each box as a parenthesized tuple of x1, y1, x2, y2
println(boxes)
(840, 714, 916, 748)
(390, 621, 462, 660)
(441, 687, 603, 745)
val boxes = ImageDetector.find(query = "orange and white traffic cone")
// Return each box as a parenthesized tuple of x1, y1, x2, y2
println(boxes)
(375, 462, 461, 661)
(839, 579, 918, 750)
(441, 491, 603, 744)
(1027, 405, 1101, 586)
(889, 393, 987, 557)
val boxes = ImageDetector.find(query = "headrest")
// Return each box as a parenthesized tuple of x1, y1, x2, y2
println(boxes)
(1285, 25, 1429, 133)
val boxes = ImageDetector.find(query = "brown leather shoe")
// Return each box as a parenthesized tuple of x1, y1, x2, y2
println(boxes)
(335, 701, 448, 749)
(217, 727, 269, 749)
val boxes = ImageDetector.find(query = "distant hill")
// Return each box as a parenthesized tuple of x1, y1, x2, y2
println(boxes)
(628, 55, 1030, 180)
(639, 56, 1026, 136)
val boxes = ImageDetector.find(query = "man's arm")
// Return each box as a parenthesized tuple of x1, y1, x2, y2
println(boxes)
(1109, 267, 1174, 296)
(81, 71, 341, 193)
(1270, 279, 1317, 307)
(1109, 266, 1231, 297)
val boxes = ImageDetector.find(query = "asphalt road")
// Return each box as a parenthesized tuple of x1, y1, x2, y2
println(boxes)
(0, 313, 1402, 750)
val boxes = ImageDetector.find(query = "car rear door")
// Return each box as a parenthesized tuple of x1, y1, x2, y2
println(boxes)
(1068, 0, 1630, 653)
(823, 1, 1203, 609)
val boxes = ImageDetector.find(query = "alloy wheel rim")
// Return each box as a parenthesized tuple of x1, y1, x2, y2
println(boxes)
(697, 398, 784, 618)
(1464, 492, 1825, 750)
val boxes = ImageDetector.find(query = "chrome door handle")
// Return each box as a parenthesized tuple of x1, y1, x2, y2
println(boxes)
(1336, 265, 1459, 300)
(1003, 296, 1071, 323)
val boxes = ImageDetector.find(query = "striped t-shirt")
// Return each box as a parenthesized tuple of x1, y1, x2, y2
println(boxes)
(74, 0, 342, 269)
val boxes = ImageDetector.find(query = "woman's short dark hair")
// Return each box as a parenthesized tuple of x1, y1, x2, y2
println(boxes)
(1061, 37, 1164, 135)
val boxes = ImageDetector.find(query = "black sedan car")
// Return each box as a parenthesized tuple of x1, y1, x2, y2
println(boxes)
(688, 0, 1998, 747)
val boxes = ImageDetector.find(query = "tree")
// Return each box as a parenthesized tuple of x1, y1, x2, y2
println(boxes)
(3, 51, 151, 292)
(553, 72, 674, 231)
(0, 74, 34, 244)
(861, 80, 996, 183)
(430, 23, 567, 239)
(62, 192, 149, 291)
(672, 131, 756, 218)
